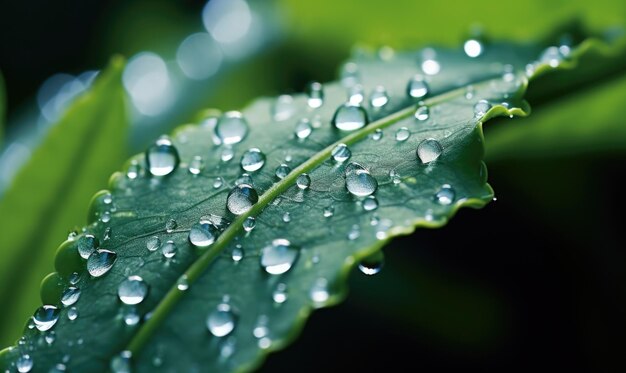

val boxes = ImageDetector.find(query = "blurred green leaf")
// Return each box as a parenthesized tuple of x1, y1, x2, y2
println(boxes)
(281, 0, 626, 49)
(0, 32, 608, 372)
(0, 57, 128, 345)
(487, 67, 626, 162)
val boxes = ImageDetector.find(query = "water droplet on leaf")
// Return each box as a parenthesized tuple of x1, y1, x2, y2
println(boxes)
(407, 76, 429, 99)
(358, 251, 384, 275)
(415, 105, 429, 121)
(332, 104, 368, 131)
(161, 241, 177, 259)
(118, 276, 148, 305)
(275, 164, 291, 179)
(227, 184, 258, 215)
(306, 81, 324, 108)
(188, 156, 204, 175)
(207, 303, 237, 337)
(260, 239, 299, 275)
(331, 143, 351, 162)
(243, 216, 256, 232)
(32, 305, 59, 332)
(146, 136, 179, 176)
(417, 139, 443, 164)
(240, 148, 266, 172)
(189, 220, 220, 248)
(345, 165, 378, 197)
(295, 119, 312, 139)
(215, 111, 248, 145)
(87, 249, 117, 277)
(435, 184, 456, 205)
(77, 234, 98, 259)
(296, 174, 311, 190)
(61, 287, 80, 307)
(395, 127, 410, 141)
(473, 100, 491, 117)
(369, 86, 389, 108)
(146, 236, 161, 252)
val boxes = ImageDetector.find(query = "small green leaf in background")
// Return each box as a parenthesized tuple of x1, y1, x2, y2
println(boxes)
(0, 57, 128, 345)
(2, 29, 622, 373)
(0, 70, 5, 144)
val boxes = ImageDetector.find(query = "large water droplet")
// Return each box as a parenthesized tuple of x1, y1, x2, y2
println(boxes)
(118, 276, 148, 305)
(188, 156, 204, 175)
(395, 127, 410, 141)
(61, 287, 81, 307)
(294, 119, 312, 139)
(275, 164, 291, 179)
(369, 86, 389, 108)
(215, 111, 248, 145)
(260, 239, 299, 275)
(146, 236, 161, 252)
(240, 148, 266, 172)
(435, 184, 456, 205)
(332, 104, 368, 131)
(16, 354, 33, 373)
(189, 220, 220, 248)
(110, 351, 132, 373)
(358, 251, 384, 275)
(407, 76, 429, 99)
(345, 165, 378, 197)
(227, 184, 258, 215)
(32, 305, 60, 332)
(464, 39, 483, 58)
(414, 105, 429, 121)
(473, 100, 491, 117)
(296, 174, 311, 190)
(331, 143, 351, 162)
(146, 136, 179, 176)
(417, 139, 443, 164)
(207, 303, 237, 337)
(77, 234, 98, 259)
(87, 249, 117, 277)
(306, 81, 324, 108)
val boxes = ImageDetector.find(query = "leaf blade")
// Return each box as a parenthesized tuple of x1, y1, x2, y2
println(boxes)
(1, 34, 622, 373)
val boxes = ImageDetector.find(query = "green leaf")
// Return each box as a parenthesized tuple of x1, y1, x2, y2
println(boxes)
(0, 35, 620, 373)
(0, 57, 128, 345)
(0, 70, 5, 144)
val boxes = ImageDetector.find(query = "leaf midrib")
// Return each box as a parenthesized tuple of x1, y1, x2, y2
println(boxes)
(124, 77, 491, 354)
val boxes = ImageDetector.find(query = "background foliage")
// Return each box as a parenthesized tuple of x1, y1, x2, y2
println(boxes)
(0, 0, 624, 371)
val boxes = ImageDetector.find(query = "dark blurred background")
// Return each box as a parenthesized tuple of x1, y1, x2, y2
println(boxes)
(1, 0, 625, 371)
